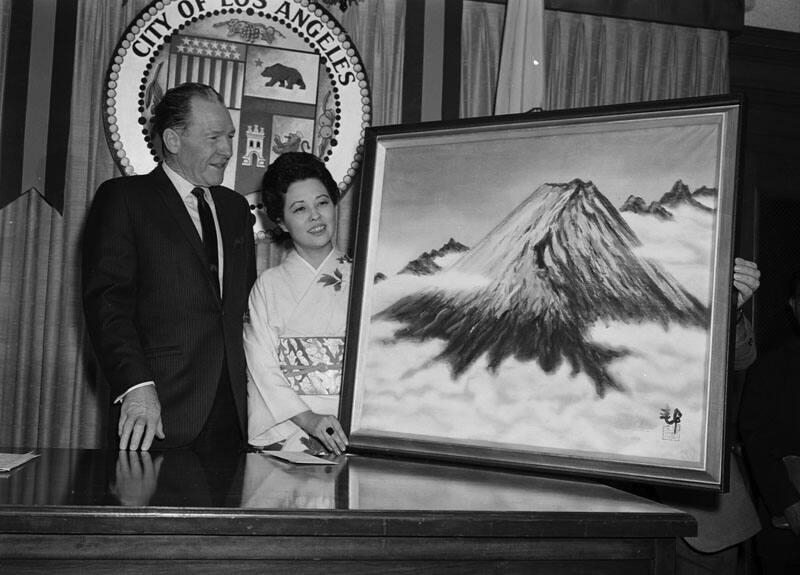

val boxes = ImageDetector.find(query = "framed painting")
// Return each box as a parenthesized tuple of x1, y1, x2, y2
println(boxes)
(340, 96, 743, 490)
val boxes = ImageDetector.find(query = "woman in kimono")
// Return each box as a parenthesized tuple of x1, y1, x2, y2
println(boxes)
(244, 152, 349, 455)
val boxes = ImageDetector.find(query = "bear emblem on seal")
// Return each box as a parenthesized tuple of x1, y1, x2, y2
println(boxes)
(262, 63, 306, 90)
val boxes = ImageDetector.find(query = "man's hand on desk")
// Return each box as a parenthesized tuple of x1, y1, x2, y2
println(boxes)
(119, 385, 165, 451)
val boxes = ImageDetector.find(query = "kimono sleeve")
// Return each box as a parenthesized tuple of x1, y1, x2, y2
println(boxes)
(244, 272, 310, 439)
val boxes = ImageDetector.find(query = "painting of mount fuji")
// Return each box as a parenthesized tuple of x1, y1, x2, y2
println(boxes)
(342, 97, 743, 489)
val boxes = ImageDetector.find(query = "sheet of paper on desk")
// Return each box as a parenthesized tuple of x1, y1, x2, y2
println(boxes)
(0, 451, 40, 473)
(263, 451, 339, 465)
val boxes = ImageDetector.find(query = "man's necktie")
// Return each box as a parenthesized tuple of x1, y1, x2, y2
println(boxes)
(191, 187, 220, 297)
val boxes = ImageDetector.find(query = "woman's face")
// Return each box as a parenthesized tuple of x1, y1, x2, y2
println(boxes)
(280, 178, 336, 264)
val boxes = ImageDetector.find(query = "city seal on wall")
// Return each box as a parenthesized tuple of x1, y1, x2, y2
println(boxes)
(103, 0, 371, 198)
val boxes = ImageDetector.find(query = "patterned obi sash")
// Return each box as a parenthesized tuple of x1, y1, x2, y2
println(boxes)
(278, 337, 344, 395)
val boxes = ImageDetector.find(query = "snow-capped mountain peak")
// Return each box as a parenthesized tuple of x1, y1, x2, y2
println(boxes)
(376, 179, 708, 396)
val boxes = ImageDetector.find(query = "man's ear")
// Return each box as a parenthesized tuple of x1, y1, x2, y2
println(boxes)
(162, 127, 181, 155)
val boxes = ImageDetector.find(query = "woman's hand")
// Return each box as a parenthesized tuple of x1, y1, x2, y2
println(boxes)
(291, 410, 348, 456)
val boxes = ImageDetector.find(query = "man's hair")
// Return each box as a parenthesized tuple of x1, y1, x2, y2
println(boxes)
(261, 152, 339, 246)
(151, 83, 225, 157)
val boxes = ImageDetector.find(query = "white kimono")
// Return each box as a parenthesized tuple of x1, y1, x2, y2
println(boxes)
(245, 249, 350, 448)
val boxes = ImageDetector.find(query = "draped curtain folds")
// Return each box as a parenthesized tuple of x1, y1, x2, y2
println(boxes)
(544, 11, 729, 110)
(460, 0, 505, 118)
(0, 0, 152, 449)
(493, 0, 545, 115)
(460, 9, 728, 117)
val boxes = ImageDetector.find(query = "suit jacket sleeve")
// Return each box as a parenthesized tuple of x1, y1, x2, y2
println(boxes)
(733, 314, 756, 371)
(82, 179, 153, 398)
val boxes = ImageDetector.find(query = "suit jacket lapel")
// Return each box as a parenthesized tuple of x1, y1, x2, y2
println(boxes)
(152, 165, 222, 302)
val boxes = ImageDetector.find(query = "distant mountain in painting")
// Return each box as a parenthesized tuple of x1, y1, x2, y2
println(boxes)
(398, 238, 470, 276)
(620, 179, 717, 219)
(375, 178, 709, 396)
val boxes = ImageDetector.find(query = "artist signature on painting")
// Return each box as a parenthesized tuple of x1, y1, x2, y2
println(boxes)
(660, 406, 683, 440)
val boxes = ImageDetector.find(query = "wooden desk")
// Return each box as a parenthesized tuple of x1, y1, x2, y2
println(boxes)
(0, 449, 694, 574)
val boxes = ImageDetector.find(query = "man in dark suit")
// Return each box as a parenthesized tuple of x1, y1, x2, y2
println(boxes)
(83, 83, 256, 451)
(740, 272, 800, 572)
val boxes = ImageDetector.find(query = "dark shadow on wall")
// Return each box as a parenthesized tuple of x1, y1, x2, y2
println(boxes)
(754, 195, 800, 352)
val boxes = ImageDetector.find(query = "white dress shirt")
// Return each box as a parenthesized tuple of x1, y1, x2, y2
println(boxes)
(162, 161, 224, 295)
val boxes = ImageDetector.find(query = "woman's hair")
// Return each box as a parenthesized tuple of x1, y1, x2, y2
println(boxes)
(261, 152, 340, 246)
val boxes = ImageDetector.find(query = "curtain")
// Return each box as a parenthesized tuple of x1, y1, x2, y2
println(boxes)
(461, 8, 729, 117)
(460, 0, 505, 118)
(0, 0, 152, 449)
(494, 0, 545, 115)
(544, 11, 729, 109)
